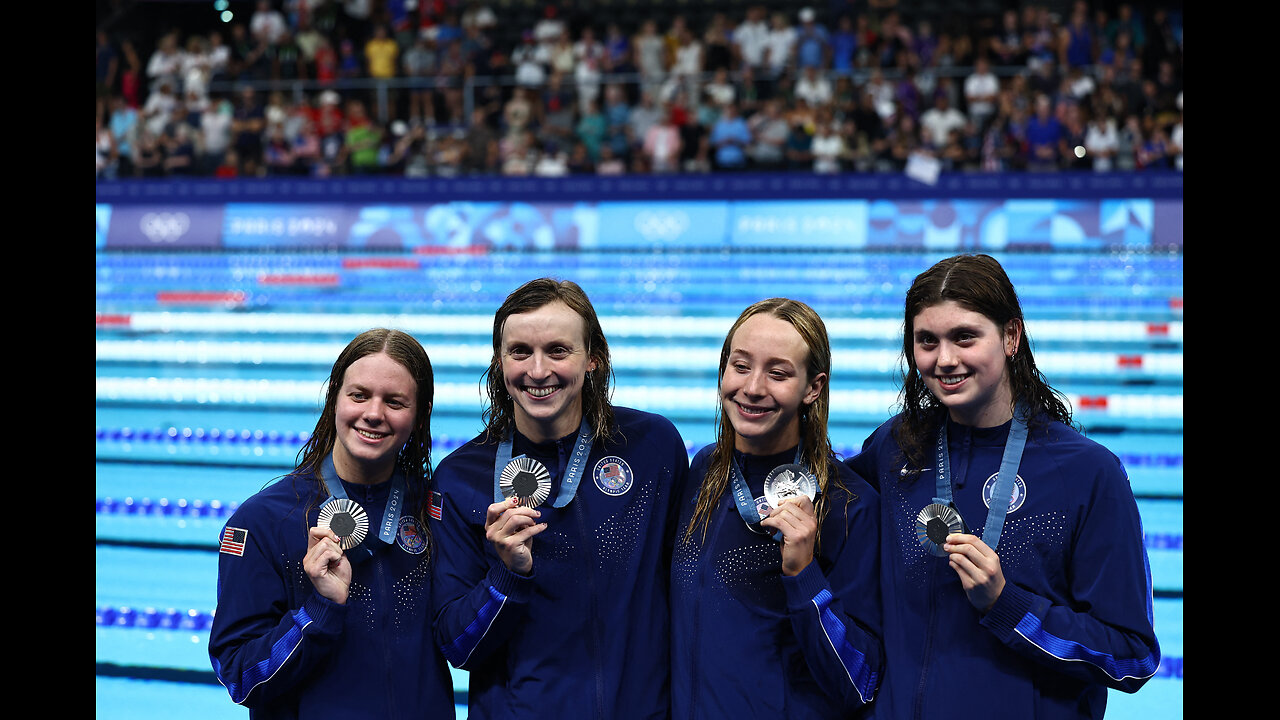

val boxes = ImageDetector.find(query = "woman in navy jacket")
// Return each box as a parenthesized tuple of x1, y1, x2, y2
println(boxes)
(430, 278, 690, 720)
(671, 297, 884, 719)
(847, 254, 1161, 719)
(208, 328, 455, 719)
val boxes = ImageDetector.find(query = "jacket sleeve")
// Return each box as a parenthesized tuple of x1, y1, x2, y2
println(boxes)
(781, 469, 885, 711)
(207, 513, 347, 707)
(429, 457, 535, 670)
(979, 453, 1161, 693)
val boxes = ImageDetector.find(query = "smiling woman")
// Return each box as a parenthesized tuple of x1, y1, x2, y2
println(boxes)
(428, 277, 692, 720)
(670, 298, 884, 719)
(331, 351, 421, 485)
(497, 301, 598, 444)
(846, 254, 1162, 720)
(207, 328, 457, 719)
(910, 300, 1019, 428)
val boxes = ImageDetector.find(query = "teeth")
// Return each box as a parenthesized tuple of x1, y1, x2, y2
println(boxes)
(356, 429, 387, 439)
(940, 375, 965, 385)
(526, 386, 557, 398)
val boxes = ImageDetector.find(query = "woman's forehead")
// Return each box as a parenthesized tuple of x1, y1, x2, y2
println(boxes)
(502, 301, 587, 344)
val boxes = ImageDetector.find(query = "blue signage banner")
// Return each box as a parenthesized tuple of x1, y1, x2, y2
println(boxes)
(730, 200, 871, 248)
(95, 173, 1182, 251)
(221, 204, 353, 248)
(592, 202, 728, 248)
(104, 205, 227, 249)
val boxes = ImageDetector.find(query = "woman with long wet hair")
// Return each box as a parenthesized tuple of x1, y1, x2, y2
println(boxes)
(671, 297, 883, 718)
(430, 278, 691, 720)
(847, 254, 1161, 719)
(209, 328, 455, 719)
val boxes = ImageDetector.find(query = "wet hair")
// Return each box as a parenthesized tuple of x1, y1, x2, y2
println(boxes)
(684, 298, 847, 545)
(291, 328, 436, 546)
(893, 254, 1074, 479)
(481, 278, 618, 444)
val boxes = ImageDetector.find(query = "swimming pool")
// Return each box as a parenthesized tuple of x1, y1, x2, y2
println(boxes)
(97, 245, 1182, 717)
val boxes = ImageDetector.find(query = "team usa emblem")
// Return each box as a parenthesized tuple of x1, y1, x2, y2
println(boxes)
(396, 515, 428, 555)
(981, 472, 1027, 514)
(593, 456, 633, 496)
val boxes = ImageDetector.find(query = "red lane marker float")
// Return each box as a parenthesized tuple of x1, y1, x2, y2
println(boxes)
(1078, 395, 1109, 410)
(96, 313, 132, 327)
(257, 273, 341, 286)
(156, 290, 247, 304)
(1117, 354, 1143, 369)
(341, 257, 420, 269)
(1169, 297, 1183, 311)
(1145, 322, 1169, 337)
(96, 312, 131, 326)
(413, 246, 487, 256)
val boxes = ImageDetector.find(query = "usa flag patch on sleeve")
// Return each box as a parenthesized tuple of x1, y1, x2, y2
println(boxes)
(220, 527, 248, 556)
(429, 491, 443, 521)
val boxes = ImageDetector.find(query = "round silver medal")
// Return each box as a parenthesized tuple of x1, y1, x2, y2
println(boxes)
(317, 498, 370, 551)
(915, 503, 965, 557)
(499, 456, 552, 508)
(763, 463, 818, 510)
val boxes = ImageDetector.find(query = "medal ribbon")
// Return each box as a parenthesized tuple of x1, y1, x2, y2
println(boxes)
(932, 404, 1029, 551)
(321, 453, 407, 562)
(729, 445, 806, 542)
(493, 418, 595, 507)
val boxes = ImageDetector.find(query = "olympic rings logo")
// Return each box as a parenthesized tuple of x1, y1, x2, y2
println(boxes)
(633, 210, 689, 241)
(139, 212, 191, 243)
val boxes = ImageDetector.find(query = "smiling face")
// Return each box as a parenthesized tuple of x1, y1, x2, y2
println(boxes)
(500, 301, 597, 443)
(912, 300, 1020, 428)
(331, 351, 420, 485)
(721, 313, 826, 455)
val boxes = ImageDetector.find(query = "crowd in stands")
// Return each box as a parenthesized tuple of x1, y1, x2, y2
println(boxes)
(95, 0, 1183, 180)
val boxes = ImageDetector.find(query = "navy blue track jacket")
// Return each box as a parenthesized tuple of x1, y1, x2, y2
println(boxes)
(208, 461, 456, 719)
(847, 414, 1161, 719)
(670, 444, 884, 719)
(430, 406, 690, 719)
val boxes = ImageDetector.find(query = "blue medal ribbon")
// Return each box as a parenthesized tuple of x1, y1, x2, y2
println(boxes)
(321, 453, 407, 563)
(932, 404, 1029, 551)
(492, 418, 595, 508)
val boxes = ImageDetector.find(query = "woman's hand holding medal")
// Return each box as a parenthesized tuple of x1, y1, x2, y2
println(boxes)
(760, 496, 818, 577)
(942, 533, 1006, 613)
(305, 526, 353, 604)
(486, 497, 547, 577)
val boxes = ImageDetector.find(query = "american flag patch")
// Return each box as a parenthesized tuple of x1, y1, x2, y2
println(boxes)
(220, 527, 248, 556)
(429, 491, 443, 521)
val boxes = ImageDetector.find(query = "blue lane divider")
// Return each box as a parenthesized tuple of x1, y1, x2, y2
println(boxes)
(95, 426, 311, 445)
(97, 605, 213, 631)
(96, 496, 239, 518)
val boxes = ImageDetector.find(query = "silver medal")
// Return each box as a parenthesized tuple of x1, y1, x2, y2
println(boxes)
(317, 498, 370, 551)
(499, 456, 552, 508)
(915, 503, 965, 557)
(763, 463, 817, 510)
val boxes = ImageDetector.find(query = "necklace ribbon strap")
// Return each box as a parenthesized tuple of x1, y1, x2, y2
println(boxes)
(729, 445, 805, 542)
(493, 418, 595, 507)
(932, 405, 1029, 551)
